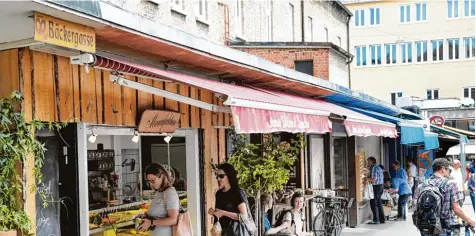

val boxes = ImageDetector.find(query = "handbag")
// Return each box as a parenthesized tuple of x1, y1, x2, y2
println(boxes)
(233, 189, 257, 236)
(163, 187, 193, 236)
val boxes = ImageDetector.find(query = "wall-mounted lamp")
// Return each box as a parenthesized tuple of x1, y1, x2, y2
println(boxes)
(164, 135, 172, 144)
(132, 131, 140, 143)
(88, 131, 97, 143)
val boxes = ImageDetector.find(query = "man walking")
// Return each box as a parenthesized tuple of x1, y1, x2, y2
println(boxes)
(407, 157, 419, 196)
(450, 159, 465, 207)
(367, 156, 385, 224)
(413, 158, 475, 236)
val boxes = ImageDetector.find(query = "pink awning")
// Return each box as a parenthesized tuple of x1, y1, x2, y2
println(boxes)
(232, 106, 332, 134)
(87, 54, 397, 136)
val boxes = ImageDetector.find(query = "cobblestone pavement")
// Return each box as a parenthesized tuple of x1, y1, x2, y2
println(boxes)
(341, 198, 475, 236)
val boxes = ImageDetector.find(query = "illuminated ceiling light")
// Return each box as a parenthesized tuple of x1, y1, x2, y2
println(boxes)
(132, 131, 139, 143)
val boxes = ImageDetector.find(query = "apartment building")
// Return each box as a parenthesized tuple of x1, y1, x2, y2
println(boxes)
(99, 0, 352, 87)
(344, 0, 475, 104)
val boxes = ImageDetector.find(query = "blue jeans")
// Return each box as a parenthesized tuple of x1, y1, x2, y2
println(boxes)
(397, 194, 411, 219)
(470, 191, 475, 212)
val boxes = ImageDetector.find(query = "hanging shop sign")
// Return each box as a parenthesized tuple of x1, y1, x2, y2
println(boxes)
(429, 115, 445, 127)
(138, 110, 180, 133)
(34, 12, 96, 53)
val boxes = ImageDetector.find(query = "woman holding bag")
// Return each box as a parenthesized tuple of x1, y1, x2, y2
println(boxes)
(138, 163, 180, 236)
(208, 163, 250, 236)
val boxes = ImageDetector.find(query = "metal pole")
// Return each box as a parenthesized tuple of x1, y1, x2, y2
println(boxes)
(460, 138, 467, 185)
(167, 142, 171, 168)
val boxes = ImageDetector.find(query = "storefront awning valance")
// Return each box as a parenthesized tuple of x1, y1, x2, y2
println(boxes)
(423, 131, 439, 151)
(431, 125, 469, 144)
(75, 54, 397, 136)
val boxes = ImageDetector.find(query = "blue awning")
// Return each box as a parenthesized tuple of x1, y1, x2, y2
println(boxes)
(342, 106, 440, 149)
(430, 125, 469, 144)
(424, 131, 440, 150)
(324, 93, 422, 119)
(400, 126, 425, 145)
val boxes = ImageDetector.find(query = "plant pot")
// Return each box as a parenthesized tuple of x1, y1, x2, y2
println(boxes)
(0, 230, 17, 236)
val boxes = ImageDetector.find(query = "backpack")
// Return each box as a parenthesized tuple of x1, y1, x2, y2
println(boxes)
(412, 179, 448, 235)
(274, 209, 294, 228)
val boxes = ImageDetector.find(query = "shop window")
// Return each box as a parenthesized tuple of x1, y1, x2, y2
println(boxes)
(333, 138, 348, 189)
(295, 60, 314, 76)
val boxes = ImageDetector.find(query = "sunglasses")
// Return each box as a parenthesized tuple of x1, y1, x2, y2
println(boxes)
(216, 174, 226, 179)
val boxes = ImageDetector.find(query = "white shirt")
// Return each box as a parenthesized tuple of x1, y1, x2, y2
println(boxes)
(294, 212, 303, 236)
(450, 167, 464, 192)
(409, 163, 418, 178)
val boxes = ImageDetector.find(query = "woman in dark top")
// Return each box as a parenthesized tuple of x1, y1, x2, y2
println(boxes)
(208, 163, 248, 235)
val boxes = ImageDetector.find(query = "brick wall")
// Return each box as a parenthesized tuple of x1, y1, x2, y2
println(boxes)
(238, 48, 330, 80)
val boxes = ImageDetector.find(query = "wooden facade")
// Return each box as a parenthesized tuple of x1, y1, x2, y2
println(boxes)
(0, 47, 231, 231)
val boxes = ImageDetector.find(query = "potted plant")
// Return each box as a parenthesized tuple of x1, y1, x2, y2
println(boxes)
(223, 131, 303, 235)
(0, 92, 51, 235)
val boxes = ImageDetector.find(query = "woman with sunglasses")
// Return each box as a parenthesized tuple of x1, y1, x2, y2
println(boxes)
(208, 163, 249, 235)
(138, 163, 179, 236)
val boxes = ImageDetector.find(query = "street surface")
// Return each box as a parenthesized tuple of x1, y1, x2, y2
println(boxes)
(342, 198, 475, 235)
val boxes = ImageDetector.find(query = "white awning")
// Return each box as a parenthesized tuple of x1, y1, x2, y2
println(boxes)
(446, 143, 476, 156)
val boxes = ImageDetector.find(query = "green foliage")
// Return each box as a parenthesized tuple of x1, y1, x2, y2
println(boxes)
(226, 131, 304, 198)
(0, 91, 66, 233)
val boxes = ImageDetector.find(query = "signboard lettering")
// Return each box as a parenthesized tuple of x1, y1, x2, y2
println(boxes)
(34, 12, 96, 53)
(139, 110, 180, 133)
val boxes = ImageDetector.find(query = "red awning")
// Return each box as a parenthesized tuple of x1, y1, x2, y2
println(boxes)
(87, 54, 397, 136)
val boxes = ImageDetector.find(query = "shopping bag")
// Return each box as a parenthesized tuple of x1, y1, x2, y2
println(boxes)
(363, 183, 374, 200)
(211, 220, 222, 236)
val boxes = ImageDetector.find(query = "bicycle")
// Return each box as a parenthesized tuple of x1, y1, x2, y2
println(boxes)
(447, 221, 475, 236)
(311, 193, 354, 236)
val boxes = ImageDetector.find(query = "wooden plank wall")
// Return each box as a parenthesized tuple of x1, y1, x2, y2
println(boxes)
(0, 48, 232, 232)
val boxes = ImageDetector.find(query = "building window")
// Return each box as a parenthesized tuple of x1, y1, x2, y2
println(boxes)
(426, 89, 439, 99)
(416, 3, 427, 21)
(385, 44, 397, 64)
(308, 17, 313, 41)
(448, 0, 459, 18)
(431, 39, 444, 61)
(370, 45, 382, 65)
(236, 0, 243, 36)
(295, 61, 313, 76)
(370, 8, 381, 25)
(401, 42, 413, 63)
(338, 36, 342, 47)
(198, 0, 208, 20)
(354, 9, 365, 26)
(400, 5, 411, 23)
(464, 0, 476, 16)
(391, 92, 403, 105)
(265, 0, 272, 41)
(324, 27, 328, 42)
(464, 37, 476, 58)
(171, 0, 185, 11)
(416, 41, 429, 62)
(355, 46, 367, 67)
(290, 3, 295, 41)
(448, 38, 460, 60)
(463, 87, 476, 100)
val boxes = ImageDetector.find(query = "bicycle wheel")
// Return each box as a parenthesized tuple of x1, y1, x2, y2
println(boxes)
(329, 211, 343, 236)
(313, 211, 326, 236)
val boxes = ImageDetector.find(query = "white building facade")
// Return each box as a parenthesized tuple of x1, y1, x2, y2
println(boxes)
(344, 0, 475, 104)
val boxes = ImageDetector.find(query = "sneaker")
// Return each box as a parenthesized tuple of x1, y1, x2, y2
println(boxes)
(368, 221, 380, 225)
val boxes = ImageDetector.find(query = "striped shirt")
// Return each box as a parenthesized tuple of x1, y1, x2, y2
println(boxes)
(413, 175, 461, 222)
(371, 164, 384, 185)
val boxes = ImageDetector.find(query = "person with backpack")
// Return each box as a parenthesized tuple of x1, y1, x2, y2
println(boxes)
(367, 156, 386, 224)
(265, 192, 305, 235)
(413, 158, 475, 236)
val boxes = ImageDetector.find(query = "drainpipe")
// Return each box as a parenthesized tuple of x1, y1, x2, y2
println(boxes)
(301, 0, 305, 42)
(346, 15, 353, 89)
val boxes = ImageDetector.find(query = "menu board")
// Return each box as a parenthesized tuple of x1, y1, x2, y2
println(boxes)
(355, 152, 365, 202)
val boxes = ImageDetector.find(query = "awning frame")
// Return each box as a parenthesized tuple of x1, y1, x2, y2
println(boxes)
(110, 74, 232, 113)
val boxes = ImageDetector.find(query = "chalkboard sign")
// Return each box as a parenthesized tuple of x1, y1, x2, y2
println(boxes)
(36, 137, 61, 236)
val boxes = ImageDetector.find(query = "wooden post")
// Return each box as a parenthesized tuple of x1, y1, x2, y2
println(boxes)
(22, 153, 36, 236)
